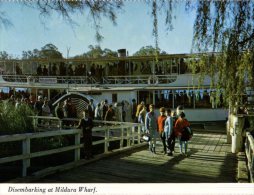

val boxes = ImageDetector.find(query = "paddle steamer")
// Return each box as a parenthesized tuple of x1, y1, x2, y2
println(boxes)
(0, 51, 228, 121)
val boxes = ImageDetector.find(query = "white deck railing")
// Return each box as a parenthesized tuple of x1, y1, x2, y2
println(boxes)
(245, 132, 254, 183)
(0, 118, 144, 178)
(1, 74, 177, 86)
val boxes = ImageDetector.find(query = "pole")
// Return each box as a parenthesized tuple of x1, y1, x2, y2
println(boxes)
(67, 47, 71, 59)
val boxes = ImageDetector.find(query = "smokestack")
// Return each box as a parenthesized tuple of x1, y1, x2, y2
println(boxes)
(117, 49, 127, 57)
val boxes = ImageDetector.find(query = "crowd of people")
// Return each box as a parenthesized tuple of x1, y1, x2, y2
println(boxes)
(1, 93, 193, 160)
(1, 93, 53, 115)
(138, 103, 192, 157)
(35, 63, 106, 78)
(8, 57, 190, 78)
(77, 98, 193, 160)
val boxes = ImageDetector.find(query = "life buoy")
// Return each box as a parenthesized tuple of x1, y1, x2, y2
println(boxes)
(27, 76, 34, 84)
(148, 75, 159, 85)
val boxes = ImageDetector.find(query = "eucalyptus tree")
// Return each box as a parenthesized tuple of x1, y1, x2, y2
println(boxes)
(22, 49, 41, 60)
(22, 44, 63, 59)
(73, 45, 117, 58)
(0, 51, 11, 60)
(40, 43, 63, 59)
(133, 45, 167, 56)
(84, 45, 104, 58)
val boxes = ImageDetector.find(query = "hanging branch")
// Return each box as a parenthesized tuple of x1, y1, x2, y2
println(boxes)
(21, 0, 123, 43)
(0, 10, 13, 29)
(191, 1, 254, 107)
(152, 0, 159, 62)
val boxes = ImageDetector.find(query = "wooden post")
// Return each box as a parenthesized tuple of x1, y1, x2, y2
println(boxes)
(13, 61, 15, 75)
(22, 138, 30, 177)
(35, 88, 38, 100)
(104, 126, 109, 153)
(152, 90, 155, 105)
(193, 91, 196, 109)
(172, 90, 175, 109)
(137, 125, 141, 144)
(120, 127, 124, 149)
(48, 89, 50, 101)
(59, 119, 62, 130)
(4, 61, 6, 74)
(127, 127, 131, 147)
(132, 126, 135, 145)
(74, 132, 80, 161)
(33, 116, 37, 130)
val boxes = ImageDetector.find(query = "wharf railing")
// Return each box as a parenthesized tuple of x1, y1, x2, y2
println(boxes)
(245, 132, 254, 183)
(0, 117, 144, 178)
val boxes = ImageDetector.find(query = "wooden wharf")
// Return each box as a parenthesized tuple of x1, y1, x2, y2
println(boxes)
(34, 126, 237, 183)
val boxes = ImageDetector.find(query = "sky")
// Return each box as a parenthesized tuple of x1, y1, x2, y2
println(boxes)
(0, 1, 196, 58)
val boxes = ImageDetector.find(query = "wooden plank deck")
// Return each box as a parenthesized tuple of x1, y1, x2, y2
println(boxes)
(35, 128, 237, 183)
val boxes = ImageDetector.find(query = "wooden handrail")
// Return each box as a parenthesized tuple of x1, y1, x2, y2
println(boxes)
(0, 120, 144, 178)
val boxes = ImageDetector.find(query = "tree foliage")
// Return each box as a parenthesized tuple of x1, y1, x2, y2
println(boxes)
(0, 101, 34, 135)
(0, 51, 12, 60)
(40, 43, 63, 59)
(189, 1, 254, 107)
(22, 43, 63, 59)
(151, 1, 254, 106)
(22, 0, 123, 43)
(133, 45, 167, 56)
(0, 9, 12, 29)
(73, 45, 117, 58)
(1, 1, 253, 107)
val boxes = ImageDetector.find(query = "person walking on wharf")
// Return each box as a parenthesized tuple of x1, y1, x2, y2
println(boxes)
(77, 109, 94, 160)
(136, 101, 145, 123)
(145, 104, 158, 154)
(172, 105, 184, 148)
(164, 108, 174, 156)
(157, 107, 167, 154)
(174, 112, 190, 156)
(138, 105, 147, 133)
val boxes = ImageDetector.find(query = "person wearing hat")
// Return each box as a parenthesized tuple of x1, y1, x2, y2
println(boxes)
(77, 109, 94, 160)
(157, 107, 167, 154)
(145, 104, 158, 154)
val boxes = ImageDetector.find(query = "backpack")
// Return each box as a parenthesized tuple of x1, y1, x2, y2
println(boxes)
(181, 126, 193, 141)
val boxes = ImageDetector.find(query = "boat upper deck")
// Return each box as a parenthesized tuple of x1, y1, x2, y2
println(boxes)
(0, 74, 212, 91)
(0, 53, 218, 90)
